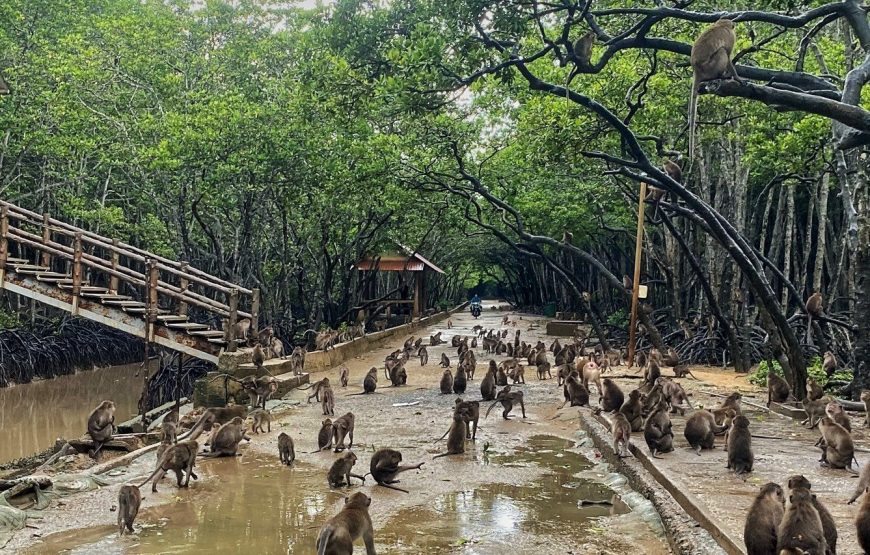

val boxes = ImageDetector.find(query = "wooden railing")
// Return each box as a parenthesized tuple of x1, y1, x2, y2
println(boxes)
(0, 200, 258, 349)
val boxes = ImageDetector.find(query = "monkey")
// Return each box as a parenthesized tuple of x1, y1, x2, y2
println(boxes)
(257, 326, 274, 347)
(635, 350, 647, 368)
(320, 380, 335, 417)
(743, 483, 785, 555)
(569, 31, 595, 77)
(433, 407, 468, 459)
(725, 415, 753, 476)
(807, 378, 824, 401)
(253, 343, 266, 370)
(290, 345, 306, 375)
(367, 449, 424, 493)
(87, 400, 116, 458)
(249, 408, 272, 433)
(817, 416, 854, 470)
(619, 389, 644, 432)
(661, 348, 680, 367)
(600, 378, 624, 413)
(413, 337, 422, 349)
(850, 461, 870, 504)
(179, 405, 247, 441)
(485, 386, 526, 419)
(481, 364, 497, 401)
(430, 332, 444, 346)
(822, 350, 837, 376)
(339, 365, 349, 388)
(278, 432, 295, 465)
(229, 317, 251, 343)
(672, 364, 697, 379)
(683, 410, 728, 454)
(161, 419, 178, 445)
(644, 361, 661, 388)
(582, 361, 603, 396)
(495, 363, 508, 386)
(239, 374, 278, 409)
(389, 362, 407, 387)
(560, 371, 590, 408)
(717, 391, 743, 415)
(862, 389, 870, 428)
(623, 275, 632, 290)
(509, 364, 525, 385)
(201, 416, 250, 457)
(453, 364, 467, 394)
(802, 396, 833, 428)
(315, 491, 375, 555)
(777, 487, 827, 555)
(327, 451, 366, 488)
(711, 407, 737, 428)
(767, 372, 791, 407)
(440, 353, 450, 368)
(447, 319, 453, 329)
(663, 158, 682, 183)
(271, 337, 285, 359)
(825, 401, 851, 432)
(806, 291, 823, 337)
(610, 412, 631, 458)
(557, 364, 572, 386)
(302, 377, 330, 403)
(688, 19, 742, 159)
(117, 484, 141, 536)
(643, 398, 674, 458)
(858, 487, 870, 555)
(312, 418, 334, 452)
(440, 368, 454, 394)
(471, 337, 478, 348)
(642, 382, 666, 417)
(332, 412, 355, 452)
(418, 346, 428, 366)
(457, 398, 480, 440)
(346, 367, 378, 395)
(138, 440, 199, 492)
(164, 401, 180, 429)
(786, 475, 837, 555)
(537, 361, 552, 380)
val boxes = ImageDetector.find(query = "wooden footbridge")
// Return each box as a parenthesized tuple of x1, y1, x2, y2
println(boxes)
(0, 201, 258, 364)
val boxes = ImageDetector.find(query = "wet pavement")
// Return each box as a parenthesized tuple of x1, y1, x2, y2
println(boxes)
(11, 302, 670, 554)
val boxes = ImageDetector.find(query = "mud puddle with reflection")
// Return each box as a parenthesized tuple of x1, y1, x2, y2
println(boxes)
(25, 435, 648, 554)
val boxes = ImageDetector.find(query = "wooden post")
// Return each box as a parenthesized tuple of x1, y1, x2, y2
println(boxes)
(71, 232, 83, 314)
(109, 239, 120, 293)
(40, 212, 52, 269)
(146, 259, 158, 342)
(627, 181, 648, 368)
(250, 288, 260, 336)
(413, 272, 422, 318)
(0, 206, 8, 288)
(178, 261, 189, 317)
(226, 288, 239, 352)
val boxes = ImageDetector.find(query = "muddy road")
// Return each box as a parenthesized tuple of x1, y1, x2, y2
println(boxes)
(13, 302, 669, 554)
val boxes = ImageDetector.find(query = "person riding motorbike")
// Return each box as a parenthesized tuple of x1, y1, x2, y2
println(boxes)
(470, 294, 482, 317)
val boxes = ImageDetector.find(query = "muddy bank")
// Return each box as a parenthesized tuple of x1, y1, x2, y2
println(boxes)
(8, 303, 671, 554)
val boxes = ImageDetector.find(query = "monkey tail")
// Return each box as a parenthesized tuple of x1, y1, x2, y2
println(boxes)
(316, 525, 334, 555)
(686, 76, 699, 171)
(484, 401, 500, 419)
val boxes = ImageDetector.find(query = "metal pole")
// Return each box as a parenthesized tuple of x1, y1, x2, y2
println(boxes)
(627, 181, 648, 367)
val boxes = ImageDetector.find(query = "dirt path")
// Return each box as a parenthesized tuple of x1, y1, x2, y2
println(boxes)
(11, 302, 671, 554)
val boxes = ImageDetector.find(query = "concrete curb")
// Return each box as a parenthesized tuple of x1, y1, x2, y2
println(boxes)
(577, 410, 728, 555)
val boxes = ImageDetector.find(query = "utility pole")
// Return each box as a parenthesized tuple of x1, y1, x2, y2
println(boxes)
(626, 181, 647, 367)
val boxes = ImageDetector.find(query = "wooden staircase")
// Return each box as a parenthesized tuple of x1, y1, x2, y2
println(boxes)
(0, 201, 259, 364)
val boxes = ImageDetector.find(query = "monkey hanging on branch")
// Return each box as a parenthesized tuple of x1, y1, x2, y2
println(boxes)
(564, 31, 596, 103)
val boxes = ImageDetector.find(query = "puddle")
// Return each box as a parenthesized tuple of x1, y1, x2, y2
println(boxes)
(25, 435, 638, 554)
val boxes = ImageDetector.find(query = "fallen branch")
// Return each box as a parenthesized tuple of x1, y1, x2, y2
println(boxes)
(87, 442, 161, 476)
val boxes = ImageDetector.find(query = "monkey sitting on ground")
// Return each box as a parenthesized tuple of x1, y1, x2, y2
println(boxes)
(717, 391, 743, 415)
(87, 400, 116, 458)
(766, 373, 791, 407)
(453, 365, 467, 394)
(726, 415, 753, 476)
(787, 475, 837, 554)
(684, 410, 729, 454)
(316, 492, 375, 555)
(509, 364, 525, 384)
(481, 363, 497, 401)
(440, 368, 454, 394)
(249, 408, 272, 433)
(339, 365, 349, 388)
(327, 451, 366, 488)
(619, 389, 644, 432)
(201, 416, 250, 457)
(332, 412, 355, 452)
(433, 405, 469, 459)
(278, 432, 295, 465)
(312, 419, 334, 453)
(560, 371, 589, 408)
(389, 362, 407, 387)
(138, 440, 199, 492)
(807, 378, 824, 401)
(485, 386, 526, 419)
(643, 398, 674, 458)
(825, 401, 851, 432)
(367, 449, 424, 493)
(816, 416, 855, 470)
(180, 405, 248, 441)
(743, 483, 784, 555)
(347, 368, 378, 395)
(777, 487, 827, 555)
(418, 346, 428, 366)
(117, 484, 141, 536)
(600, 378, 624, 413)
(440, 353, 450, 368)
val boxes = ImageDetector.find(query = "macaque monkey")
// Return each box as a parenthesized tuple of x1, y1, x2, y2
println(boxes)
(161, 419, 178, 445)
(826, 401, 851, 432)
(559, 371, 589, 409)
(339, 365, 349, 388)
(509, 364, 525, 384)
(440, 368, 454, 394)
(743, 483, 784, 555)
(202, 416, 251, 457)
(87, 400, 116, 458)
(582, 361, 603, 396)
(717, 392, 743, 415)
(367, 449, 424, 493)
(117, 484, 141, 536)
(610, 412, 632, 458)
(643, 398, 674, 458)
(726, 415, 753, 476)
(327, 451, 366, 488)
(433, 408, 468, 459)
(684, 410, 729, 454)
(802, 395, 833, 428)
(817, 416, 854, 469)
(138, 440, 199, 492)
(347, 368, 378, 395)
(278, 432, 295, 465)
(290, 346, 306, 376)
(565, 30, 595, 91)
(253, 343, 266, 370)
(447, 319, 453, 329)
(859, 487, 870, 554)
(249, 408, 272, 433)
(688, 19, 742, 159)
(418, 346, 428, 366)
(786, 475, 837, 554)
(862, 389, 870, 427)
(440, 353, 450, 368)
(618, 390, 644, 432)
(672, 364, 696, 379)
(822, 351, 837, 376)
(313, 419, 334, 452)
(271, 338, 285, 359)
(331, 412, 355, 452)
(622, 275, 632, 290)
(766, 373, 791, 407)
(315, 492, 376, 555)
(481, 364, 497, 401)
(229, 317, 251, 343)
(430, 332, 444, 346)
(180, 405, 247, 441)
(601, 378, 624, 413)
(237, 374, 277, 409)
(805, 291, 823, 342)
(485, 386, 526, 419)
(453, 365, 467, 394)
(806, 378, 824, 401)
(777, 487, 827, 555)
(537, 361, 552, 380)
(850, 459, 870, 504)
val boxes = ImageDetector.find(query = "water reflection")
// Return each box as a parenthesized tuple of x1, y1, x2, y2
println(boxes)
(0, 363, 147, 464)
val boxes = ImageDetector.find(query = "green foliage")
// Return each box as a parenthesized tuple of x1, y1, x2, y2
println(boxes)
(749, 357, 851, 387)
(0, 310, 21, 330)
(607, 309, 628, 328)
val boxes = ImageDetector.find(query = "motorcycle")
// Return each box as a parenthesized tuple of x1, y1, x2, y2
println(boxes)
(470, 302, 482, 318)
